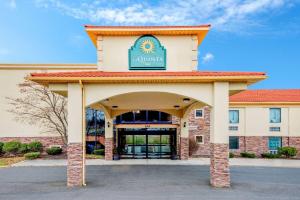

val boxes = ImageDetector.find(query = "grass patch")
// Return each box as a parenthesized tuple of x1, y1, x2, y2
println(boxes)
(0, 157, 25, 167)
(86, 154, 104, 159)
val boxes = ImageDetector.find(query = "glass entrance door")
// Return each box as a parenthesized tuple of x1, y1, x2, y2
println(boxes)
(118, 128, 176, 159)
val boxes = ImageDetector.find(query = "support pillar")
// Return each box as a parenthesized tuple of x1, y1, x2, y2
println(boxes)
(180, 117, 189, 160)
(210, 82, 230, 188)
(105, 117, 114, 160)
(67, 83, 85, 187)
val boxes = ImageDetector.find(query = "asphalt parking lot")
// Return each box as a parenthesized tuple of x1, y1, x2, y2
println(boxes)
(0, 165, 300, 200)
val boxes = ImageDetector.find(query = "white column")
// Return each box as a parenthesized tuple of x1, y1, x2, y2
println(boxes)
(210, 82, 230, 187)
(105, 117, 114, 160)
(67, 83, 85, 187)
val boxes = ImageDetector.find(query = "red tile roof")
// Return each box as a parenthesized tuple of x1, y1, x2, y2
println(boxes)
(230, 89, 300, 102)
(30, 71, 265, 78)
(84, 25, 211, 29)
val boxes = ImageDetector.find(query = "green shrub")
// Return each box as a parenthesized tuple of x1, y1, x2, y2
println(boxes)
(28, 141, 43, 152)
(278, 147, 297, 158)
(229, 152, 234, 158)
(93, 149, 105, 155)
(18, 143, 29, 154)
(240, 152, 256, 158)
(24, 152, 40, 160)
(3, 141, 21, 154)
(0, 142, 4, 154)
(46, 147, 62, 155)
(261, 153, 280, 159)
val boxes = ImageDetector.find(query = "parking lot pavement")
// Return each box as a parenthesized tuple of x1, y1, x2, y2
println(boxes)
(1, 165, 300, 200)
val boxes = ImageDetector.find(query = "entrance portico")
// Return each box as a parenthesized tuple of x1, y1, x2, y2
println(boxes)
(27, 25, 266, 188)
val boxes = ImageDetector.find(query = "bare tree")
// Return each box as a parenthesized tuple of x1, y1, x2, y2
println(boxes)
(6, 81, 68, 145)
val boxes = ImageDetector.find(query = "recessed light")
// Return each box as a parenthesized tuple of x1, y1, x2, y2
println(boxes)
(183, 98, 190, 103)
(174, 105, 180, 110)
(112, 105, 118, 109)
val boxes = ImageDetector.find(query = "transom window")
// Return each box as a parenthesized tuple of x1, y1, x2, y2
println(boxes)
(229, 110, 239, 124)
(270, 108, 281, 123)
(195, 109, 204, 118)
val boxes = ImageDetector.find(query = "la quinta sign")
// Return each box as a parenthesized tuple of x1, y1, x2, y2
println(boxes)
(129, 35, 166, 70)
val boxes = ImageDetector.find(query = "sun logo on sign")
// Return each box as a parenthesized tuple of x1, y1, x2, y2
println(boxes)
(140, 39, 154, 53)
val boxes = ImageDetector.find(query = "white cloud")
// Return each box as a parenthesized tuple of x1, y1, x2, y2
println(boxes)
(34, 0, 296, 32)
(202, 53, 214, 63)
(8, 0, 17, 9)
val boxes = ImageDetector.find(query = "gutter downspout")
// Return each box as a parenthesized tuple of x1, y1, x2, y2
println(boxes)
(79, 80, 87, 186)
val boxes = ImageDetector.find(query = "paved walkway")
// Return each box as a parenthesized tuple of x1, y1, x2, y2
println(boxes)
(12, 158, 300, 168)
(1, 165, 300, 200)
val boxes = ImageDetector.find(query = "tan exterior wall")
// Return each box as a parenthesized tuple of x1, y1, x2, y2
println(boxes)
(229, 106, 300, 137)
(0, 65, 96, 138)
(98, 35, 198, 71)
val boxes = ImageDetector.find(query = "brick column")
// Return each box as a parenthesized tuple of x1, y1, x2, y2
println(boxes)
(180, 137, 189, 160)
(210, 143, 230, 187)
(105, 138, 114, 160)
(67, 143, 83, 187)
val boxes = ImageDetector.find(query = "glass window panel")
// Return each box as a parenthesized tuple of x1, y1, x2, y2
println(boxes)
(134, 111, 147, 122)
(122, 112, 134, 122)
(270, 108, 281, 123)
(134, 135, 146, 145)
(148, 135, 161, 144)
(148, 111, 159, 122)
(148, 145, 160, 153)
(126, 135, 134, 144)
(229, 136, 239, 149)
(269, 137, 282, 150)
(161, 135, 170, 144)
(161, 145, 171, 153)
(195, 109, 203, 118)
(160, 112, 171, 122)
(229, 110, 239, 124)
(196, 136, 203, 144)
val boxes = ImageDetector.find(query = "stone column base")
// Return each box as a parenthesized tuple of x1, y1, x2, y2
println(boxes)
(105, 138, 114, 160)
(210, 143, 230, 188)
(67, 143, 83, 187)
(180, 137, 189, 160)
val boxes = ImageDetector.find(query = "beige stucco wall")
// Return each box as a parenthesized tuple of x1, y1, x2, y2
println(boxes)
(0, 65, 96, 138)
(229, 106, 300, 137)
(97, 35, 198, 71)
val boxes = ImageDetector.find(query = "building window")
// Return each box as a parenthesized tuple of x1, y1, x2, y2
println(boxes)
(195, 135, 204, 144)
(269, 127, 281, 132)
(195, 109, 204, 118)
(229, 136, 239, 149)
(229, 110, 239, 124)
(270, 108, 281, 123)
(268, 137, 282, 153)
(229, 126, 238, 131)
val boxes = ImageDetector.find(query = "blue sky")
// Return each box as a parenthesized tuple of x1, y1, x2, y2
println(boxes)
(1, 0, 300, 89)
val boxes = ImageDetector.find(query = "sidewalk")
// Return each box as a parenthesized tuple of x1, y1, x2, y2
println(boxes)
(11, 158, 300, 168)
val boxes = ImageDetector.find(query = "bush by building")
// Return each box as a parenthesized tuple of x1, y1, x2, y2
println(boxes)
(229, 152, 234, 158)
(0, 142, 4, 154)
(261, 153, 280, 159)
(278, 147, 297, 158)
(46, 147, 63, 155)
(28, 141, 43, 152)
(240, 152, 256, 158)
(3, 141, 21, 154)
(18, 143, 29, 154)
(24, 152, 40, 160)
(93, 149, 105, 155)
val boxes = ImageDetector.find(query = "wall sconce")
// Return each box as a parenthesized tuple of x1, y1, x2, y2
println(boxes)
(183, 122, 186, 128)
(107, 122, 110, 128)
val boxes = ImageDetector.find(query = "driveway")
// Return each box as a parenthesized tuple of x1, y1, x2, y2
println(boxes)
(0, 165, 300, 200)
